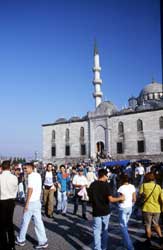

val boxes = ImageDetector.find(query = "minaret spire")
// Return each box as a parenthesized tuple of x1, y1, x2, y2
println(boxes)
(94, 39, 99, 55)
(92, 41, 103, 108)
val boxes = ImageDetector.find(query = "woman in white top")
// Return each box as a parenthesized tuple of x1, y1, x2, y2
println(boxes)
(118, 174, 136, 250)
(86, 166, 97, 188)
(72, 168, 88, 220)
(43, 163, 56, 218)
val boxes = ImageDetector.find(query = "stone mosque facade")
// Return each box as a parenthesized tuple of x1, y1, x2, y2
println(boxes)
(42, 46, 163, 163)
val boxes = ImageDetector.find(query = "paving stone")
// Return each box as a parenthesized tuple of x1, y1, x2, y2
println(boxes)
(13, 203, 163, 250)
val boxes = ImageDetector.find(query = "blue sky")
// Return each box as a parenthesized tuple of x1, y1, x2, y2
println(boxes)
(0, 0, 161, 158)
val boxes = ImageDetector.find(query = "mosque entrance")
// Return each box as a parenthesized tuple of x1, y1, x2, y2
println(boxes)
(96, 141, 105, 158)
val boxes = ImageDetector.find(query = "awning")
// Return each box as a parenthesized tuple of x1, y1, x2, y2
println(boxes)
(102, 160, 130, 167)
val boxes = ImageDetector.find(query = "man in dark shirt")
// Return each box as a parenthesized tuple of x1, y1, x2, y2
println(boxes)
(88, 168, 124, 250)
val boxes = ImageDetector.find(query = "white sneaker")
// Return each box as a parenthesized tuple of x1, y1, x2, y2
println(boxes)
(35, 242, 48, 249)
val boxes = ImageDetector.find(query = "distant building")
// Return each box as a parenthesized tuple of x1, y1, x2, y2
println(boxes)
(42, 45, 163, 163)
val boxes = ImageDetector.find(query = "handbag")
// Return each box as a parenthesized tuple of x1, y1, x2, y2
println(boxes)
(136, 183, 156, 208)
(78, 187, 89, 201)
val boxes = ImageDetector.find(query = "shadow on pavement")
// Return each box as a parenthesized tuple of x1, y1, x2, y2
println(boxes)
(44, 213, 92, 250)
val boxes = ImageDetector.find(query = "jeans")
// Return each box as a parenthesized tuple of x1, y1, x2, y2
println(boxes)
(93, 214, 110, 250)
(119, 207, 134, 250)
(57, 190, 67, 213)
(17, 200, 47, 245)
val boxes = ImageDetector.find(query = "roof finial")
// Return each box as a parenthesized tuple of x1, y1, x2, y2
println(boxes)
(94, 39, 99, 55)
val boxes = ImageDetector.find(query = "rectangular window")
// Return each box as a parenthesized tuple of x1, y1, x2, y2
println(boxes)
(51, 146, 56, 157)
(117, 142, 123, 154)
(81, 144, 86, 155)
(65, 145, 70, 156)
(137, 140, 145, 153)
(161, 139, 163, 152)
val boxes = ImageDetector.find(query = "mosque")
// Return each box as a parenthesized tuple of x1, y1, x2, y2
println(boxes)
(42, 45, 163, 163)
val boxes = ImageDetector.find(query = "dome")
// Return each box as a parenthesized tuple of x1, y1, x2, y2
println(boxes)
(96, 101, 117, 114)
(139, 82, 162, 97)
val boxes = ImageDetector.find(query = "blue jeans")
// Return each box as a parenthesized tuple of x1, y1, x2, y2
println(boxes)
(119, 207, 134, 250)
(93, 214, 110, 250)
(17, 200, 47, 245)
(57, 190, 67, 213)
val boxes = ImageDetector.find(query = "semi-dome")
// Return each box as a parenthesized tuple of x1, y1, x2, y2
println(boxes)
(139, 82, 162, 97)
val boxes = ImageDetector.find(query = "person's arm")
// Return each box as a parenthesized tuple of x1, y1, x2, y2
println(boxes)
(82, 177, 88, 188)
(74, 184, 81, 187)
(139, 184, 143, 194)
(24, 188, 33, 213)
(42, 172, 45, 189)
(87, 184, 93, 203)
(108, 194, 125, 203)
(66, 176, 71, 193)
(132, 192, 136, 203)
(52, 171, 57, 184)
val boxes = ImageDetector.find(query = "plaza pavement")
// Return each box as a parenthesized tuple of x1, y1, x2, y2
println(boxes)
(13, 202, 163, 250)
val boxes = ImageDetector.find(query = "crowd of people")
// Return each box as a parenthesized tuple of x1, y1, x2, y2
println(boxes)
(0, 159, 163, 250)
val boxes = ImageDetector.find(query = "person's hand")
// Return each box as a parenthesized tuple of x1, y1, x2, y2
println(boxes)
(50, 184, 55, 190)
(120, 194, 125, 202)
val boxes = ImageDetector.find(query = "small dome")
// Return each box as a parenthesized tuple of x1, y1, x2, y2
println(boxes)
(69, 116, 81, 122)
(55, 118, 67, 123)
(96, 101, 117, 114)
(139, 82, 162, 97)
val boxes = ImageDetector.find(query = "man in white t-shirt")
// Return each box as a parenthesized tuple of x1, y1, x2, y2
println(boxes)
(72, 168, 88, 220)
(135, 163, 145, 187)
(117, 175, 136, 250)
(16, 163, 48, 249)
(0, 160, 18, 250)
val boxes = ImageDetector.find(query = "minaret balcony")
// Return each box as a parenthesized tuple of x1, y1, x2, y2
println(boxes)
(93, 91, 103, 97)
(93, 79, 102, 84)
(93, 66, 101, 72)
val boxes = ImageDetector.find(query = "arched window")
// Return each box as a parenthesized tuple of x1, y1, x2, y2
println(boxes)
(117, 142, 123, 154)
(65, 144, 70, 156)
(80, 127, 84, 138)
(160, 117, 163, 129)
(118, 122, 124, 134)
(81, 144, 86, 155)
(52, 130, 56, 140)
(137, 119, 143, 131)
(65, 128, 70, 141)
(51, 144, 56, 157)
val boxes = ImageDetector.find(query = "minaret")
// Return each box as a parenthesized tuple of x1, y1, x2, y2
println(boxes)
(92, 42, 103, 108)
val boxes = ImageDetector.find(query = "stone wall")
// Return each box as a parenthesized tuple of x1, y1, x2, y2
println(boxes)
(110, 109, 163, 160)
(42, 120, 89, 162)
(43, 109, 163, 163)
